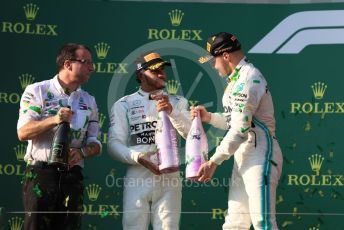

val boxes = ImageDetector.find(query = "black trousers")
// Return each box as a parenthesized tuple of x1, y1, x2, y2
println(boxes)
(22, 165, 84, 230)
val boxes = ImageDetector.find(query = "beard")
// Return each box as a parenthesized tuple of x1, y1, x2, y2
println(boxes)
(144, 74, 166, 90)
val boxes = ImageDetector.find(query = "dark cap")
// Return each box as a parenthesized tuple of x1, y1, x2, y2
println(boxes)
(198, 32, 241, 64)
(136, 52, 171, 71)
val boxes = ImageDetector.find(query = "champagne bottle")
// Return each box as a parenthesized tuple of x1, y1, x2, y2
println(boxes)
(155, 110, 179, 174)
(48, 111, 70, 166)
(185, 110, 208, 180)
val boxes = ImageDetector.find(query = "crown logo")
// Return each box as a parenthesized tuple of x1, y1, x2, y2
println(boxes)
(188, 100, 199, 107)
(311, 82, 327, 100)
(19, 73, 35, 90)
(8, 216, 24, 230)
(94, 42, 110, 59)
(308, 154, 324, 176)
(23, 3, 39, 21)
(168, 9, 184, 26)
(99, 113, 106, 128)
(14, 144, 26, 161)
(309, 227, 319, 230)
(86, 184, 102, 201)
(166, 80, 180, 95)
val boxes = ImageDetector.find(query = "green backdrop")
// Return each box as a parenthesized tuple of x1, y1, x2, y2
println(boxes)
(1, 0, 344, 229)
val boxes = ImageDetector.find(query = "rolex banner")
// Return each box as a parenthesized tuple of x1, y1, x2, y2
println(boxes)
(1, 0, 344, 229)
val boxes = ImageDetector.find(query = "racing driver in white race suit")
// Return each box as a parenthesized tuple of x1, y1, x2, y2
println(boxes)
(108, 52, 191, 230)
(194, 32, 283, 230)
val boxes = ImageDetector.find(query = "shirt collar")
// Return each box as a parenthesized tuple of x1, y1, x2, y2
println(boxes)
(53, 75, 81, 95)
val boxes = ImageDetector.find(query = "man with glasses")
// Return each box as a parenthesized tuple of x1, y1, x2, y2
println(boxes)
(17, 43, 102, 230)
(108, 52, 191, 230)
(194, 32, 283, 230)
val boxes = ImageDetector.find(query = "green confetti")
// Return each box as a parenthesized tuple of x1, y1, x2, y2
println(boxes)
(191, 200, 196, 206)
(21, 171, 37, 184)
(282, 221, 293, 227)
(47, 91, 54, 99)
(240, 127, 250, 133)
(320, 112, 326, 120)
(71, 129, 82, 139)
(109, 168, 116, 176)
(304, 121, 311, 132)
(202, 151, 208, 161)
(330, 188, 343, 200)
(329, 151, 334, 158)
(58, 100, 64, 107)
(33, 184, 42, 198)
(29, 105, 41, 114)
(48, 109, 58, 115)
(64, 196, 70, 207)
(276, 195, 283, 205)
(318, 190, 324, 197)
(243, 116, 249, 122)
(185, 156, 194, 165)
(100, 210, 109, 218)
(292, 207, 298, 217)
(309, 227, 320, 230)
(83, 116, 89, 128)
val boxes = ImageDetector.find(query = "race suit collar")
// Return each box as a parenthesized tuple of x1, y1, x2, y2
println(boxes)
(137, 88, 164, 100)
(138, 88, 164, 100)
(137, 88, 149, 99)
(227, 57, 248, 83)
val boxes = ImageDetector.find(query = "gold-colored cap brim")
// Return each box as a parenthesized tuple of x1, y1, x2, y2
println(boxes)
(198, 55, 213, 64)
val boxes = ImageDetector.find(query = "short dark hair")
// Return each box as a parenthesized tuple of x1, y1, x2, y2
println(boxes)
(135, 69, 144, 84)
(56, 43, 91, 70)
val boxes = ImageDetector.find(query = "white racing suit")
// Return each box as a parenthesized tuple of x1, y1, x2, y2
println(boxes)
(209, 58, 283, 230)
(108, 89, 190, 230)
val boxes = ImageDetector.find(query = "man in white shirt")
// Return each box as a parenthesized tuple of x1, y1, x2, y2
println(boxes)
(17, 43, 102, 230)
